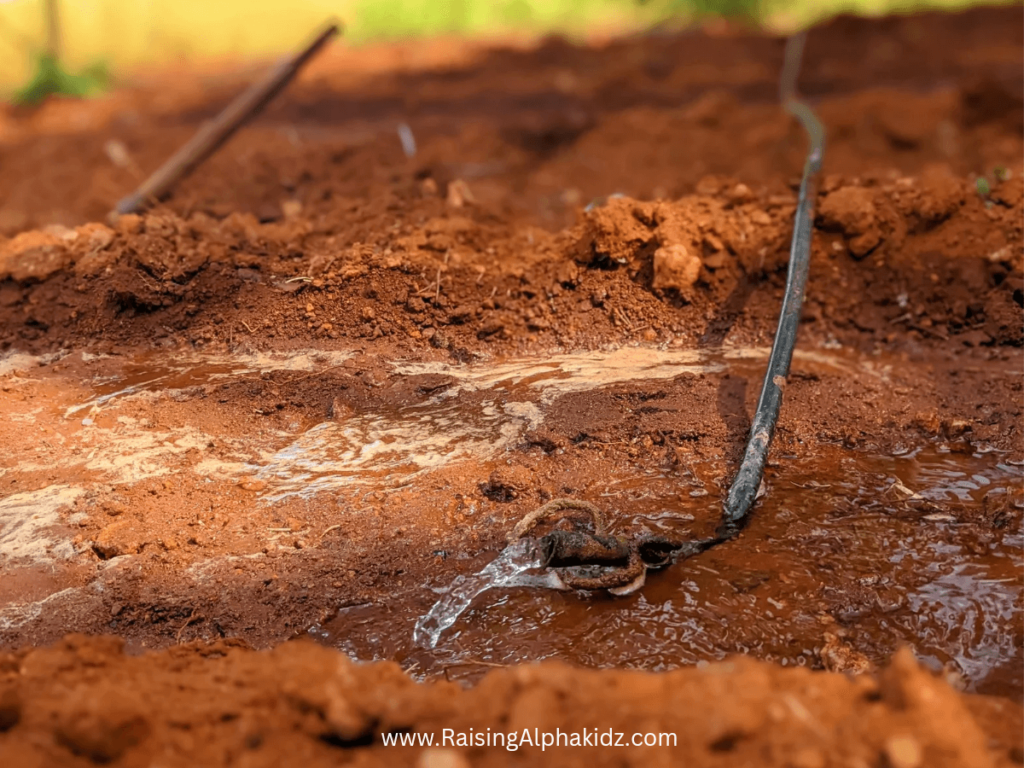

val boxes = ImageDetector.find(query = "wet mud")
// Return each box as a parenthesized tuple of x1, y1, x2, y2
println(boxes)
(0, 5, 1022, 767)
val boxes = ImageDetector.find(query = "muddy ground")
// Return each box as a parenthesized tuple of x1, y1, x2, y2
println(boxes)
(0, 5, 1022, 767)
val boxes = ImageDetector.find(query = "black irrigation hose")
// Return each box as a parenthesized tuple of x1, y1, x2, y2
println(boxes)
(522, 34, 829, 587)
(718, 31, 825, 538)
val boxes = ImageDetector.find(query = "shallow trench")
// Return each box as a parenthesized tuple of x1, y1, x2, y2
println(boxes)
(0, 344, 1020, 701)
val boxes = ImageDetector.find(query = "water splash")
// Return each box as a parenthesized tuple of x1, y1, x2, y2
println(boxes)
(413, 538, 560, 648)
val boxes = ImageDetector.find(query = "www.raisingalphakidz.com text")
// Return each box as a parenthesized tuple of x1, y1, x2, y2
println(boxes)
(382, 727, 677, 750)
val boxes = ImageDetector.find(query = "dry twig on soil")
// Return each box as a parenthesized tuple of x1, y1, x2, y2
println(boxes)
(110, 19, 341, 219)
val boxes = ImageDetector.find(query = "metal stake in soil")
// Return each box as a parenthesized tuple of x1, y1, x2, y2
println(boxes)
(110, 19, 341, 220)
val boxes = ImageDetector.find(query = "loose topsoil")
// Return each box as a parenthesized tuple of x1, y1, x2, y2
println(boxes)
(0, 5, 1022, 767)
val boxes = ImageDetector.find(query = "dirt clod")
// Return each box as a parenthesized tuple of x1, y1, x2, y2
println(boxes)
(652, 243, 702, 292)
(818, 186, 882, 257)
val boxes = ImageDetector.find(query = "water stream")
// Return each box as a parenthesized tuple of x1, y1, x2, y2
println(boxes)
(17, 345, 1021, 698)
(51, 344, 886, 499)
(413, 537, 559, 648)
(312, 444, 1023, 698)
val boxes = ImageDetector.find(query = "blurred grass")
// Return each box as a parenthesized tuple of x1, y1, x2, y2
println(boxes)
(0, 0, 1012, 93)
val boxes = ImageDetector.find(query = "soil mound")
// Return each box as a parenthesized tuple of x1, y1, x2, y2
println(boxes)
(1, 635, 1021, 767)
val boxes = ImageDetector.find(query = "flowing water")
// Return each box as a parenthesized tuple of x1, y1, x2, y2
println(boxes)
(413, 537, 558, 649)
(47, 344, 885, 498)
(241, 345, 881, 500)
(310, 444, 1023, 698)
(10, 345, 1020, 698)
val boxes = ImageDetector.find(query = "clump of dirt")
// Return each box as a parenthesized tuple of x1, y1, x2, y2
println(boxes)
(0, 635, 1021, 767)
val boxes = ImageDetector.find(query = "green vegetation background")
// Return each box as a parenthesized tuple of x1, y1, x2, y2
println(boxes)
(0, 0, 1009, 97)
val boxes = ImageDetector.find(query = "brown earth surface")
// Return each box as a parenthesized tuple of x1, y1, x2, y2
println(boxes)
(0, 5, 1022, 767)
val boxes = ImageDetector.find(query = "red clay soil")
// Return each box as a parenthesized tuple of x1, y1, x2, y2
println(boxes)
(0, 5, 1022, 767)
(0, 638, 1021, 768)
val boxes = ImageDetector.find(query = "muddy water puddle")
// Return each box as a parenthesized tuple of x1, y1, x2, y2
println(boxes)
(0, 344, 876, 571)
(310, 445, 1022, 699)
(2, 345, 1021, 700)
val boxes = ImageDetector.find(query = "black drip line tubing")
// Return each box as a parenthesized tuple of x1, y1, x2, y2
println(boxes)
(515, 33, 830, 583)
(428, 34, 829, 634)
(718, 30, 825, 539)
